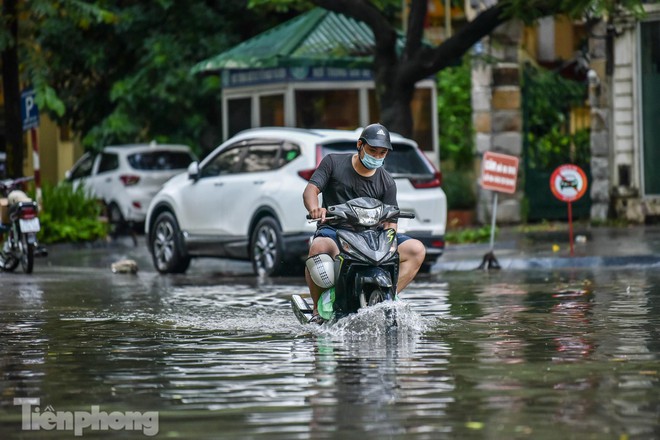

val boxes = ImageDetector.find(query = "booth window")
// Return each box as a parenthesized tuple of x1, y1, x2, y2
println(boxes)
(260, 95, 284, 126)
(295, 90, 359, 129)
(227, 98, 252, 138)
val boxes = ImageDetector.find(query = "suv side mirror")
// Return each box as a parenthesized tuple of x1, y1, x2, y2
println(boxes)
(64, 170, 72, 181)
(187, 162, 200, 181)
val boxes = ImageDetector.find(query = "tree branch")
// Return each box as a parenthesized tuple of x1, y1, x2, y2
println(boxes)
(402, 4, 507, 83)
(311, 0, 398, 64)
(403, 0, 427, 62)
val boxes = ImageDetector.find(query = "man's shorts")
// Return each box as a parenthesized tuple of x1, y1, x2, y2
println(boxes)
(313, 225, 411, 247)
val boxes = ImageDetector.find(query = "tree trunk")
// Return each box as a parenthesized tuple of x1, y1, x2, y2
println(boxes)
(372, 58, 416, 138)
(378, 79, 415, 138)
(312, 0, 507, 139)
(2, 0, 24, 179)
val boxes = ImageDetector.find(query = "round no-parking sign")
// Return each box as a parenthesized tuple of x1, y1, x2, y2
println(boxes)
(550, 164, 588, 202)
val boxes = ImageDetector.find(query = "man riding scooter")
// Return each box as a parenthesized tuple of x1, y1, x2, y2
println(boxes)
(302, 123, 426, 324)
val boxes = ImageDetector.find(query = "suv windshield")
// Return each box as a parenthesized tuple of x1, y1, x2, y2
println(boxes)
(128, 151, 193, 171)
(321, 142, 433, 176)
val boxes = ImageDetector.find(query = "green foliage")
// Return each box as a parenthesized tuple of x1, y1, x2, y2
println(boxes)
(10, 1, 116, 118)
(446, 226, 494, 244)
(37, 183, 108, 244)
(35, 2, 229, 153)
(501, 0, 647, 24)
(443, 171, 476, 210)
(248, 0, 314, 12)
(527, 127, 591, 169)
(524, 64, 590, 169)
(437, 58, 473, 171)
(248, 0, 462, 15)
(525, 65, 585, 129)
(24, 1, 299, 156)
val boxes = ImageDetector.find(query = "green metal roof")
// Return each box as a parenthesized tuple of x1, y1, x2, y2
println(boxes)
(193, 8, 405, 73)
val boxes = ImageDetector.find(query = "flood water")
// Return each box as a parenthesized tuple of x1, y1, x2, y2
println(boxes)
(1, 259, 659, 439)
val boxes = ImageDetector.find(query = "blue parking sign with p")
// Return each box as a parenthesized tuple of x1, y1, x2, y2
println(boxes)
(21, 88, 39, 131)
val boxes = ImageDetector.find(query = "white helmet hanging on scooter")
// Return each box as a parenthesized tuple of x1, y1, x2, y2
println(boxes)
(305, 253, 335, 288)
(7, 190, 31, 205)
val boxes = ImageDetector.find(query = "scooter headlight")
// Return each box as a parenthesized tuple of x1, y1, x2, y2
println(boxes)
(352, 205, 382, 226)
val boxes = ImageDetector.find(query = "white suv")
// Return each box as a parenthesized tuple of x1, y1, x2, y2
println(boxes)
(145, 127, 446, 276)
(65, 143, 196, 229)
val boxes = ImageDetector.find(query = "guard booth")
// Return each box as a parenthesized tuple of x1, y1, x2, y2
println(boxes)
(193, 8, 439, 163)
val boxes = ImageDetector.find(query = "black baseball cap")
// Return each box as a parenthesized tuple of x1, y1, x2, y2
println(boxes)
(359, 123, 392, 150)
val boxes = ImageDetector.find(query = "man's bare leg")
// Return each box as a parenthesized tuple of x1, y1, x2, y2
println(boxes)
(306, 237, 339, 313)
(397, 238, 426, 293)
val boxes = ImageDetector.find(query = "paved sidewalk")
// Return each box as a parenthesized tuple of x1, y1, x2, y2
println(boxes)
(434, 224, 660, 271)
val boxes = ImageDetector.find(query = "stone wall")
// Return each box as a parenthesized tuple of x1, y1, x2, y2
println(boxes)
(473, 21, 523, 224)
(588, 20, 611, 221)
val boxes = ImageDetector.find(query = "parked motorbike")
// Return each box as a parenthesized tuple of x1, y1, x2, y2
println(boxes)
(0, 176, 46, 273)
(292, 197, 414, 324)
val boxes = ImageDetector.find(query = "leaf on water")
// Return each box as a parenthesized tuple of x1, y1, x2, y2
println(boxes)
(465, 421, 484, 430)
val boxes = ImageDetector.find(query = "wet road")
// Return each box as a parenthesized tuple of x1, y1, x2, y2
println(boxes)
(0, 242, 659, 439)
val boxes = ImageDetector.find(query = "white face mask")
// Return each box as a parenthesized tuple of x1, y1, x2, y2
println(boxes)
(360, 150, 384, 170)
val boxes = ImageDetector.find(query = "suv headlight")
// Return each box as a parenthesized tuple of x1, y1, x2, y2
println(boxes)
(352, 206, 382, 226)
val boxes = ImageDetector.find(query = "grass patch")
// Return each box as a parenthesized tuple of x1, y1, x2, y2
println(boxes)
(446, 225, 494, 244)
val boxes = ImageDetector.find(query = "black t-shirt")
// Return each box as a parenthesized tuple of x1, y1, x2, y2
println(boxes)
(309, 153, 398, 212)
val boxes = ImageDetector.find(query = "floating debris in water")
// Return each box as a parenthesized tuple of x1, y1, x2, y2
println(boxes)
(111, 259, 138, 274)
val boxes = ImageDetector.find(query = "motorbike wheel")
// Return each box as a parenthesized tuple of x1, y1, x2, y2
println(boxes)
(1, 234, 19, 272)
(0, 251, 19, 272)
(359, 287, 390, 308)
(20, 234, 34, 274)
(108, 203, 126, 238)
(250, 217, 284, 276)
(150, 211, 191, 274)
(360, 287, 397, 328)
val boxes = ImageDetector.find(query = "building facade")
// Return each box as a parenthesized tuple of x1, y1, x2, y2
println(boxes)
(194, 8, 440, 163)
(471, 1, 660, 224)
(605, 2, 660, 222)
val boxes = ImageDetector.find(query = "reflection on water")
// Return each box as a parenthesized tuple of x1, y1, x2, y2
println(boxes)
(0, 266, 659, 439)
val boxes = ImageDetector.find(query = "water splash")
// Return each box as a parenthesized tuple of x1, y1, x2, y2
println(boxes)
(310, 300, 427, 339)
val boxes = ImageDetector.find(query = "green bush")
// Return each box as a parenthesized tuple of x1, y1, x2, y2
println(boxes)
(437, 58, 474, 170)
(446, 226, 494, 244)
(37, 183, 108, 243)
(523, 64, 590, 169)
(443, 170, 477, 210)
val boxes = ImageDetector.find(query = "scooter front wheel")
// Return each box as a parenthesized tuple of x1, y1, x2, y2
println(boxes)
(359, 287, 398, 328)
(359, 287, 391, 308)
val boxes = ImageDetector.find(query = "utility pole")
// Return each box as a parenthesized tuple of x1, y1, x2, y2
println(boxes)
(2, 0, 25, 178)
(445, 0, 452, 38)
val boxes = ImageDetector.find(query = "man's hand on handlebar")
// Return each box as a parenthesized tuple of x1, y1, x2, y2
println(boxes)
(307, 207, 328, 222)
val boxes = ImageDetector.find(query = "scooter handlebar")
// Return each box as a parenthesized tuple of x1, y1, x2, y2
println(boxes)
(307, 215, 338, 222)
(0, 176, 34, 195)
(307, 212, 414, 221)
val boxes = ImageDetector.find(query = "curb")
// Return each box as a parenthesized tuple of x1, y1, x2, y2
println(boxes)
(434, 254, 660, 272)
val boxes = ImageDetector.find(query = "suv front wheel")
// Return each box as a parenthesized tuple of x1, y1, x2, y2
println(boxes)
(150, 211, 191, 274)
(250, 217, 284, 276)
